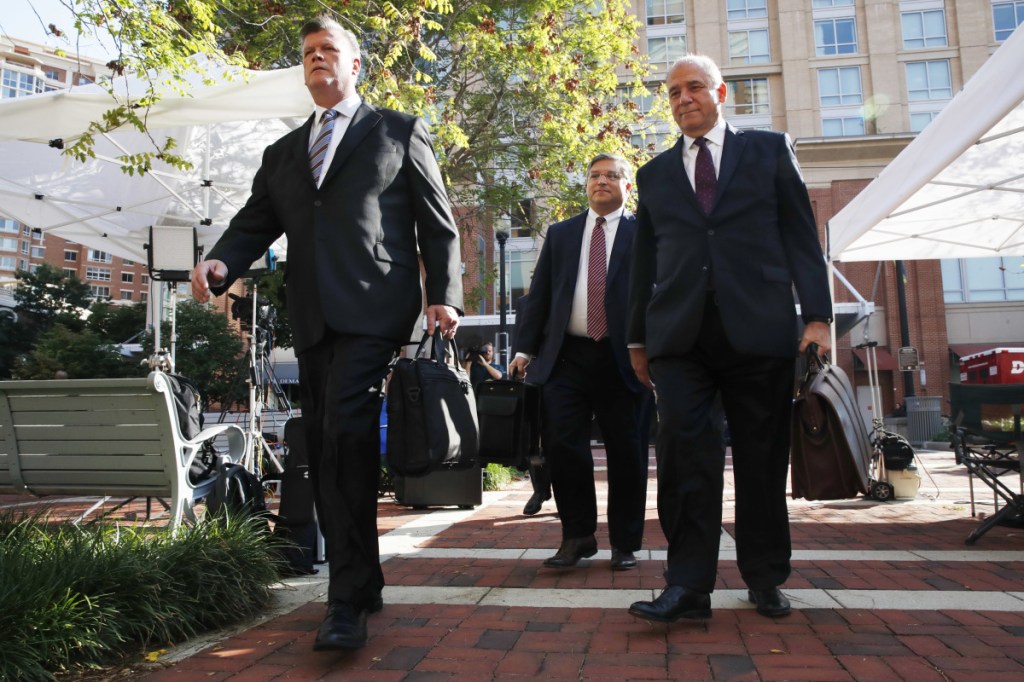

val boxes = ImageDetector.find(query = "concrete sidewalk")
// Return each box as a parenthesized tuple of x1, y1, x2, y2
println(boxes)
(134, 449, 1024, 680)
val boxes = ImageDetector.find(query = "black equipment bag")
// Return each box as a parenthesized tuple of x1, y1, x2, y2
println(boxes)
(876, 430, 915, 471)
(790, 348, 871, 500)
(271, 417, 320, 575)
(476, 374, 541, 469)
(386, 332, 479, 477)
(208, 461, 267, 518)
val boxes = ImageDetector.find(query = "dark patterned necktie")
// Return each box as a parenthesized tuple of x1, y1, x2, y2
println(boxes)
(309, 109, 338, 183)
(586, 216, 608, 341)
(694, 136, 717, 214)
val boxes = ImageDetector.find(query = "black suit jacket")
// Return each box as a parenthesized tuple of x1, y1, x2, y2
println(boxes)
(515, 210, 644, 392)
(627, 125, 831, 360)
(207, 102, 463, 354)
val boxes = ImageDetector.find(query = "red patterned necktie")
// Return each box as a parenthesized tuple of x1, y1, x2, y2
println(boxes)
(694, 136, 717, 214)
(586, 216, 608, 341)
(309, 109, 338, 183)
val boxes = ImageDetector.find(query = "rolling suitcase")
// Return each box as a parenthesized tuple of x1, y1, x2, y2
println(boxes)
(273, 417, 324, 574)
(475, 377, 541, 469)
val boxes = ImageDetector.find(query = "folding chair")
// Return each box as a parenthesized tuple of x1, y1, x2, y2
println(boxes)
(948, 382, 1024, 545)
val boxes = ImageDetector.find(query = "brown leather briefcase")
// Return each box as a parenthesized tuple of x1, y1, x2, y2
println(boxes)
(790, 349, 871, 500)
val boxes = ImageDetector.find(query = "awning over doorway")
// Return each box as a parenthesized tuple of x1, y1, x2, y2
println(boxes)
(852, 347, 898, 371)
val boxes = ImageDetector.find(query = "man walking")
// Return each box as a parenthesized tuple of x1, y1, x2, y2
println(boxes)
(627, 55, 832, 622)
(510, 153, 651, 572)
(191, 15, 462, 650)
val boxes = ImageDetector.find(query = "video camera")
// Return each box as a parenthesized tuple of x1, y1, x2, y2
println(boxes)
(228, 293, 276, 333)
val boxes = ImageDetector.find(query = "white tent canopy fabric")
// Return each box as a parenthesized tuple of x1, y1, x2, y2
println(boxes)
(0, 58, 313, 263)
(827, 25, 1024, 263)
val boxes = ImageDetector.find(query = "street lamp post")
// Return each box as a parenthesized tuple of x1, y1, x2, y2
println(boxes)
(495, 225, 509, 368)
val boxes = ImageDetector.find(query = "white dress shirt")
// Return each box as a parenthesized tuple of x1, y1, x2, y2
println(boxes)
(310, 95, 362, 188)
(566, 206, 624, 338)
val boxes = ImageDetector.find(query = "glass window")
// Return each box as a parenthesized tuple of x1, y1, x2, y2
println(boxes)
(0, 237, 17, 251)
(815, 18, 858, 56)
(89, 285, 111, 300)
(813, 0, 854, 6)
(122, 272, 135, 283)
(88, 249, 112, 263)
(140, 291, 149, 302)
(906, 60, 952, 101)
(141, 274, 151, 285)
(822, 116, 865, 136)
(647, 35, 688, 68)
(64, 249, 78, 261)
(1, 69, 43, 98)
(31, 246, 44, 258)
(726, 78, 770, 116)
(646, 0, 685, 25)
(120, 290, 133, 301)
(0, 256, 16, 269)
(498, 250, 537, 314)
(910, 110, 940, 132)
(0, 219, 17, 234)
(943, 257, 1024, 302)
(86, 267, 112, 281)
(993, 1, 1024, 41)
(729, 29, 770, 65)
(818, 66, 863, 106)
(901, 10, 948, 49)
(123, 259, 135, 266)
(727, 0, 768, 19)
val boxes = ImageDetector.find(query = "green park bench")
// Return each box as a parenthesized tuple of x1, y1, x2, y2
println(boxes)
(0, 372, 244, 531)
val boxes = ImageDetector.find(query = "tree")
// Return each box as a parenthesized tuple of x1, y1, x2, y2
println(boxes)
(87, 300, 148, 344)
(12, 323, 139, 379)
(13, 263, 93, 334)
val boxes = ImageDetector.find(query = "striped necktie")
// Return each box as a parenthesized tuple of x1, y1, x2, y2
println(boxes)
(309, 109, 338, 183)
(693, 136, 717, 214)
(586, 216, 608, 341)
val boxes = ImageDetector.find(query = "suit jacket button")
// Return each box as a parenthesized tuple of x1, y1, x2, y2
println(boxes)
(707, 229, 715, 235)
(314, 200, 323, 207)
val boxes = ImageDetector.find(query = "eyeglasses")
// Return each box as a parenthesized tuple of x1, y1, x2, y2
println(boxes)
(587, 171, 624, 182)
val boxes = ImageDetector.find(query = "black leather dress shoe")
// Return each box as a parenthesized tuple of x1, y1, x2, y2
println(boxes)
(313, 602, 367, 651)
(610, 548, 637, 571)
(543, 535, 598, 568)
(629, 586, 712, 623)
(522, 491, 550, 516)
(368, 592, 384, 614)
(747, 588, 791, 617)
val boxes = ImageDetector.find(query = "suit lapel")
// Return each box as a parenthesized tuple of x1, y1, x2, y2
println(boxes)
(290, 114, 318, 190)
(606, 213, 633, 284)
(319, 102, 383, 187)
(717, 124, 746, 201)
(563, 213, 586, 290)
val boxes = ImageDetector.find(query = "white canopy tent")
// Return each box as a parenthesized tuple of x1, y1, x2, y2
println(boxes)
(827, 25, 1024, 262)
(0, 57, 314, 264)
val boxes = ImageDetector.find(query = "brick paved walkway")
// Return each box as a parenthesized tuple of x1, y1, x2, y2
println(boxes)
(14, 448, 1024, 681)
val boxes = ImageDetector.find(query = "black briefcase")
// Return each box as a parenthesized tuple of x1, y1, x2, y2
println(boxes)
(386, 332, 479, 477)
(476, 377, 541, 469)
(272, 417, 321, 574)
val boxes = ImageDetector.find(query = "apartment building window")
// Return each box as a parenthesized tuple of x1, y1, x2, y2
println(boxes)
(140, 291, 149, 302)
(729, 29, 770, 64)
(1, 256, 18, 269)
(819, 66, 864, 136)
(85, 267, 112, 282)
(141, 274, 151, 285)
(815, 18, 858, 56)
(910, 110, 939, 132)
(993, 1, 1024, 41)
(0, 219, 16, 234)
(0, 237, 17, 252)
(1, 69, 44, 98)
(120, 290, 133, 301)
(89, 285, 111, 300)
(617, 86, 656, 114)
(726, 78, 770, 116)
(510, 198, 535, 238)
(497, 250, 537, 313)
(21, 240, 29, 254)
(63, 267, 77, 278)
(906, 60, 952, 101)
(942, 257, 1024, 302)
(64, 249, 78, 261)
(813, 0, 854, 7)
(31, 246, 45, 258)
(727, 0, 768, 19)
(647, 34, 687, 69)
(822, 116, 865, 136)
(901, 9, 947, 48)
(646, 0, 684, 25)
(631, 131, 677, 153)
(88, 249, 112, 263)
(124, 259, 136, 266)
(122, 272, 134, 283)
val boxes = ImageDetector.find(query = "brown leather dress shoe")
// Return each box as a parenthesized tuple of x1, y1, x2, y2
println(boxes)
(629, 586, 712, 622)
(610, 548, 637, 571)
(313, 601, 367, 650)
(522, 491, 550, 516)
(747, 588, 791, 617)
(543, 535, 598, 568)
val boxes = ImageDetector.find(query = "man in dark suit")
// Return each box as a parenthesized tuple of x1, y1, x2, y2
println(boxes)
(510, 153, 651, 572)
(626, 55, 832, 622)
(191, 16, 462, 650)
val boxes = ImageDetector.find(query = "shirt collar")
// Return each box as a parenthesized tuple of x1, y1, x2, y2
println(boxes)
(314, 94, 362, 123)
(683, 116, 727, 149)
(588, 205, 625, 225)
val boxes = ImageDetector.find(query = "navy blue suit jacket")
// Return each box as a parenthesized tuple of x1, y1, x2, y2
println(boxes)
(627, 125, 832, 360)
(514, 210, 644, 393)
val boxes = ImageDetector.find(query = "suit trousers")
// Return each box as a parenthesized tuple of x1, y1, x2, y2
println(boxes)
(541, 336, 649, 551)
(650, 294, 796, 593)
(298, 331, 397, 609)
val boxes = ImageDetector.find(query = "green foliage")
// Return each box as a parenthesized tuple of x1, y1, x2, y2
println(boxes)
(13, 263, 92, 334)
(483, 462, 516, 490)
(11, 324, 139, 380)
(0, 512, 280, 681)
(145, 300, 246, 408)
(86, 300, 149, 344)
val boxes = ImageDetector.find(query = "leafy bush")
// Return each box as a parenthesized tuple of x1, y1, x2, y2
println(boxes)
(483, 463, 517, 491)
(0, 512, 281, 681)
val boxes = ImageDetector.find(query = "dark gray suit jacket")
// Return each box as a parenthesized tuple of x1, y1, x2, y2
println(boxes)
(514, 210, 644, 393)
(208, 102, 463, 354)
(627, 125, 832, 360)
